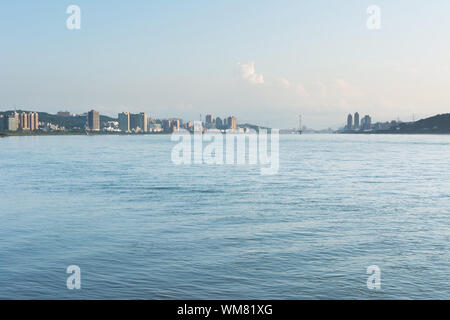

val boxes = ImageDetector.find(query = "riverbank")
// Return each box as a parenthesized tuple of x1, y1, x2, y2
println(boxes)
(339, 130, 450, 135)
(0, 131, 170, 137)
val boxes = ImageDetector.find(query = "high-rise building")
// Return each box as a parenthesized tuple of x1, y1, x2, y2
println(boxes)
(347, 114, 353, 130)
(205, 114, 214, 124)
(118, 112, 130, 132)
(227, 116, 237, 130)
(162, 119, 171, 132)
(20, 112, 28, 130)
(186, 121, 194, 130)
(231, 116, 237, 130)
(7, 117, 17, 131)
(171, 119, 180, 131)
(215, 117, 223, 130)
(354, 112, 360, 129)
(28, 112, 35, 131)
(5, 112, 18, 131)
(139, 113, 148, 132)
(35, 112, 39, 130)
(88, 110, 100, 131)
(361, 115, 372, 130)
(57, 111, 71, 117)
(129, 112, 147, 133)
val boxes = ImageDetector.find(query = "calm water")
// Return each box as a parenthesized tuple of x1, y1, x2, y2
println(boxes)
(0, 134, 449, 299)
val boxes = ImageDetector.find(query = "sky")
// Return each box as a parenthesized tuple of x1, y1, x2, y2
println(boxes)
(1, 0, 450, 129)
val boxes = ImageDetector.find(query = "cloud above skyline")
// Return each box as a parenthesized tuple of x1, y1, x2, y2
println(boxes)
(238, 62, 264, 85)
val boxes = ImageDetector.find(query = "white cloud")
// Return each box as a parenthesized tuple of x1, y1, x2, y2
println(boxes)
(276, 78, 292, 88)
(335, 79, 362, 98)
(296, 83, 309, 97)
(238, 61, 264, 84)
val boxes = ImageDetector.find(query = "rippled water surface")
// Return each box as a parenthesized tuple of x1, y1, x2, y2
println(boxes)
(0, 134, 449, 299)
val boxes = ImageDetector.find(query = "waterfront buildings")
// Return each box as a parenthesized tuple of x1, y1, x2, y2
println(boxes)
(171, 118, 180, 131)
(129, 112, 147, 133)
(0, 111, 38, 132)
(343, 112, 373, 131)
(343, 112, 375, 131)
(227, 116, 237, 130)
(1, 108, 241, 134)
(197, 114, 239, 131)
(347, 114, 353, 130)
(361, 115, 372, 131)
(88, 110, 100, 131)
(160, 118, 181, 132)
(28, 112, 36, 131)
(20, 112, 28, 130)
(215, 117, 223, 129)
(203, 115, 238, 131)
(1, 113, 14, 131)
(7, 116, 18, 131)
(0, 112, 19, 131)
(118, 112, 130, 132)
(205, 114, 214, 125)
(27, 112, 38, 131)
(118, 112, 154, 133)
(354, 112, 360, 129)
(149, 123, 162, 132)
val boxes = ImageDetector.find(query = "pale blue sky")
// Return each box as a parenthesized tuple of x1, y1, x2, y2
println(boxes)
(1, 0, 450, 128)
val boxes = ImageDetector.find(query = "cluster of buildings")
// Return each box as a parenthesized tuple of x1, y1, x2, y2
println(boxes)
(0, 111, 39, 132)
(344, 112, 400, 132)
(117, 112, 181, 133)
(346, 112, 372, 131)
(203, 114, 237, 131)
(0, 108, 245, 134)
(87, 110, 182, 133)
(86, 110, 241, 134)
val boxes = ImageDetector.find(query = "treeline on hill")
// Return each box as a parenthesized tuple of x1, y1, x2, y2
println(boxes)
(396, 113, 450, 133)
(0, 110, 116, 131)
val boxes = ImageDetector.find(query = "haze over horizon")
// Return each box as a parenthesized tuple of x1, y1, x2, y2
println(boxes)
(1, 0, 450, 129)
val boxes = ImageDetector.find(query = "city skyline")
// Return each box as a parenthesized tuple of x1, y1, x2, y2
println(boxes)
(1, 1, 450, 129)
(0, 108, 248, 134)
(0, 106, 424, 132)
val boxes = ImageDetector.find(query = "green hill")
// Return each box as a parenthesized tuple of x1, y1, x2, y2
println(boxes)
(397, 113, 450, 133)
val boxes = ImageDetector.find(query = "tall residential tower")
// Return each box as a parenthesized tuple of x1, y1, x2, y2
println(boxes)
(88, 110, 100, 131)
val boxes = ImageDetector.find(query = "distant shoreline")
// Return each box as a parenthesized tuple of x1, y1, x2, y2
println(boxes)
(0, 131, 171, 137)
(339, 131, 450, 135)
(3, 131, 450, 137)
